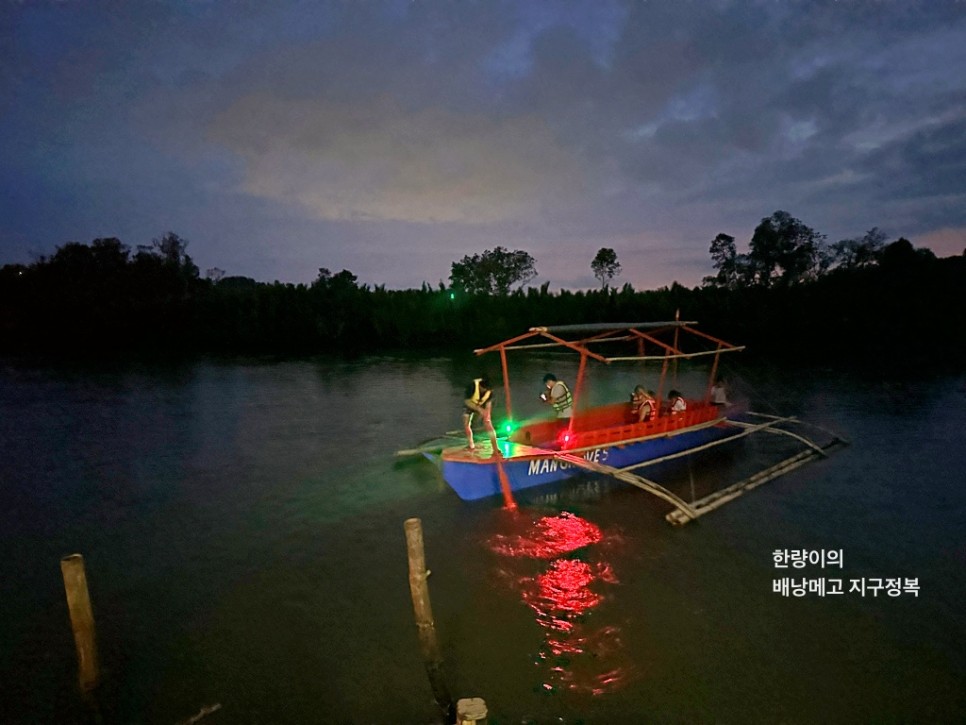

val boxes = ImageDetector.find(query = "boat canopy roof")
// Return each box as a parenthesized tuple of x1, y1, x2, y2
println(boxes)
(531, 321, 694, 333)
(475, 320, 744, 363)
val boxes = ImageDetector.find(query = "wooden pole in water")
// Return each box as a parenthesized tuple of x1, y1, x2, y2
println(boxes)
(60, 553, 99, 692)
(403, 519, 453, 719)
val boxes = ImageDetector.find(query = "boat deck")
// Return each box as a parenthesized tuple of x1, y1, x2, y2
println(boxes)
(442, 440, 558, 464)
(444, 418, 732, 465)
(509, 401, 724, 445)
(443, 401, 730, 464)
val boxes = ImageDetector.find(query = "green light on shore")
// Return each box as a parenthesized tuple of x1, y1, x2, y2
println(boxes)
(449, 292, 455, 300)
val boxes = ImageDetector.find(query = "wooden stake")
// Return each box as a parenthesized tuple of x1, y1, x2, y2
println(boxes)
(403, 519, 452, 718)
(60, 554, 99, 692)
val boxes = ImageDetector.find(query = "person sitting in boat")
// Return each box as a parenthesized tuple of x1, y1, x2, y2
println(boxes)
(710, 378, 730, 407)
(463, 376, 499, 452)
(541, 373, 573, 420)
(630, 385, 657, 422)
(667, 389, 687, 415)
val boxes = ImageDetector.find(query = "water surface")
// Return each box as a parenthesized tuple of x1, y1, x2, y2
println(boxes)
(1, 356, 963, 723)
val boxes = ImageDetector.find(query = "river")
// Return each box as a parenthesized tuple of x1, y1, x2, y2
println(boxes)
(0, 355, 963, 724)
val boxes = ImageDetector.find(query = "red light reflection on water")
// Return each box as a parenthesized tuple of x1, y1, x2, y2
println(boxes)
(488, 511, 603, 559)
(486, 511, 632, 696)
(523, 558, 602, 633)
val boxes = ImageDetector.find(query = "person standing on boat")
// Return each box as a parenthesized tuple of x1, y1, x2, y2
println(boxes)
(667, 389, 687, 415)
(630, 385, 657, 422)
(710, 378, 730, 407)
(541, 373, 574, 420)
(463, 376, 499, 452)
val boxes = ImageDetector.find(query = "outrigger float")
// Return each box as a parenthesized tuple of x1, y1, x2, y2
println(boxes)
(402, 321, 847, 525)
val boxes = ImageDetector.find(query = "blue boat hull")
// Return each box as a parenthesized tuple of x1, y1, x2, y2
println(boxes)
(435, 421, 743, 501)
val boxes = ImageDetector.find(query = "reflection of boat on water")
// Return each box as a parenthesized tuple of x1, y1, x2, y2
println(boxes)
(407, 320, 847, 523)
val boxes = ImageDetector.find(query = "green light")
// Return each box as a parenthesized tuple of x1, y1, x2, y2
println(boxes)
(503, 420, 515, 434)
(449, 292, 455, 300)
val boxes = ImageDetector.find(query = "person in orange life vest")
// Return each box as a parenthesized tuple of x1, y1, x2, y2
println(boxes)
(630, 385, 657, 422)
(463, 376, 498, 451)
(667, 389, 687, 415)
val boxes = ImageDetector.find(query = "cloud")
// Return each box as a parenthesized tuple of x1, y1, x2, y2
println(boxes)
(208, 93, 587, 224)
(2, 0, 965, 288)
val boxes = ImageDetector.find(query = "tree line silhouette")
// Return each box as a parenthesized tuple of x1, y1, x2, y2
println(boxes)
(1, 214, 963, 369)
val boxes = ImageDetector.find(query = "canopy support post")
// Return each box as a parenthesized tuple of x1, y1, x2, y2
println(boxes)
(706, 343, 723, 403)
(499, 346, 512, 420)
(656, 347, 670, 406)
(671, 309, 681, 388)
(572, 351, 588, 414)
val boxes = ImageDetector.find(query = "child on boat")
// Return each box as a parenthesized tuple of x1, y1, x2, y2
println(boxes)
(710, 378, 730, 407)
(667, 389, 687, 415)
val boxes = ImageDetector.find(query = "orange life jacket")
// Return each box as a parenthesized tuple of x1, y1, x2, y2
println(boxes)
(632, 393, 656, 421)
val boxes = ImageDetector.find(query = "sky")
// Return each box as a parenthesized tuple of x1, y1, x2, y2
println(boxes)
(2, 0, 965, 291)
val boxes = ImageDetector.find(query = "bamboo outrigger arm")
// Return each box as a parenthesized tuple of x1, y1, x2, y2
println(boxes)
(665, 430, 848, 526)
(727, 419, 830, 457)
(616, 414, 808, 472)
(552, 452, 699, 522)
(743, 411, 852, 446)
(665, 448, 824, 526)
(512, 439, 699, 521)
(558, 413, 845, 525)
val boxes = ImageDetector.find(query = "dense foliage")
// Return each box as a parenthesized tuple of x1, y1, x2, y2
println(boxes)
(1, 219, 964, 369)
(591, 248, 622, 288)
(449, 246, 537, 295)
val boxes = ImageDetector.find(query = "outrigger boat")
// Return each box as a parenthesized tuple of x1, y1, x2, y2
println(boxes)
(406, 320, 847, 525)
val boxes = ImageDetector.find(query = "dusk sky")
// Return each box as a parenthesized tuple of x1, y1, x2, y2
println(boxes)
(2, 0, 964, 290)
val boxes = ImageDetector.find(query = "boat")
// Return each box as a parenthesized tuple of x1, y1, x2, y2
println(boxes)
(407, 320, 846, 524)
